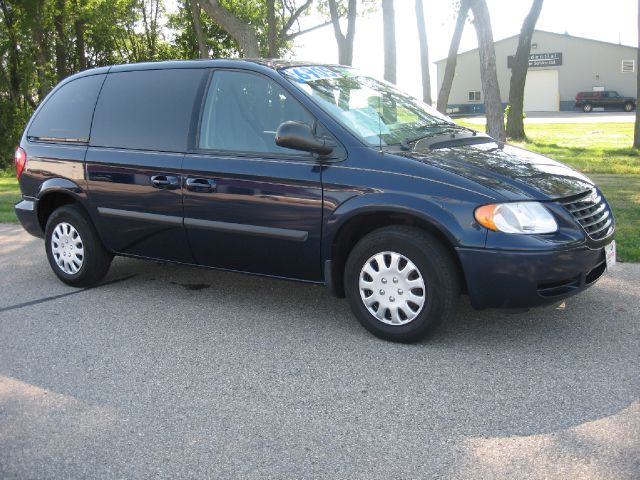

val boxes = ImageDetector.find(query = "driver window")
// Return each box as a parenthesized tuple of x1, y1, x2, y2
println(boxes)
(199, 70, 314, 154)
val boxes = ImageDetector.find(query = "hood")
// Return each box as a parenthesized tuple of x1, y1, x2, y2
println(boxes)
(399, 141, 594, 200)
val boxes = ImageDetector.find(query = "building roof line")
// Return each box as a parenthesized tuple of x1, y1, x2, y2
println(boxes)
(433, 29, 638, 64)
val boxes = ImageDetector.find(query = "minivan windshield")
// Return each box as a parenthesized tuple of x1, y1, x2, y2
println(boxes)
(281, 65, 454, 147)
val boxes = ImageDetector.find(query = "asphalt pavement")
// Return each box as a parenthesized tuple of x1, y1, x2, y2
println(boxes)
(1, 224, 638, 479)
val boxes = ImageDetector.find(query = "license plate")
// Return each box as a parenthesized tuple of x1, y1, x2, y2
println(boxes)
(605, 240, 616, 269)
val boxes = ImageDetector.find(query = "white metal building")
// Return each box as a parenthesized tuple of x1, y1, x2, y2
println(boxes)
(434, 30, 638, 113)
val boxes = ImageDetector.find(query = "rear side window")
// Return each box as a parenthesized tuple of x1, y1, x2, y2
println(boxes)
(91, 69, 206, 152)
(28, 74, 105, 142)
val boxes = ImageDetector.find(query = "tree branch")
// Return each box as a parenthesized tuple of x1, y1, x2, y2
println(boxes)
(285, 20, 332, 40)
(282, 0, 312, 35)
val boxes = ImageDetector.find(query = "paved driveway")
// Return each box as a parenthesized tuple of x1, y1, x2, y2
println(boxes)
(1, 224, 638, 479)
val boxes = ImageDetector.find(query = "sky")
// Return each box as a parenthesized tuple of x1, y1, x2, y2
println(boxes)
(167, 0, 638, 100)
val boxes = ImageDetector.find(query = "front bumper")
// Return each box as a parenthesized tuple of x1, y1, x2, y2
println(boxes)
(457, 243, 609, 310)
(15, 197, 44, 238)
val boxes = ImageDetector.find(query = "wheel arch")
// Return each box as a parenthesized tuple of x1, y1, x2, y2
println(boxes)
(324, 201, 469, 298)
(36, 179, 91, 232)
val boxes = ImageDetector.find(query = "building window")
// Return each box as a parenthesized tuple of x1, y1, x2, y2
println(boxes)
(468, 91, 481, 102)
(622, 60, 635, 73)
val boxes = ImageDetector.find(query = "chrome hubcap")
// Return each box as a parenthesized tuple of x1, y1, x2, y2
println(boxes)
(51, 222, 84, 275)
(359, 251, 426, 325)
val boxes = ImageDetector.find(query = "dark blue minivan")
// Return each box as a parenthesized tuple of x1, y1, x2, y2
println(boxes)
(14, 60, 616, 342)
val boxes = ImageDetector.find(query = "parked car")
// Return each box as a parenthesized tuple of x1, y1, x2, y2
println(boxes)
(15, 60, 616, 342)
(575, 90, 636, 112)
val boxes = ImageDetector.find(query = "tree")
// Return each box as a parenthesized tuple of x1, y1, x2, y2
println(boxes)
(326, 0, 357, 65)
(469, 0, 505, 141)
(635, 0, 640, 149)
(436, 0, 469, 113)
(197, 0, 260, 56)
(505, 0, 543, 140)
(415, 0, 431, 104)
(168, 0, 239, 58)
(188, 0, 208, 58)
(197, 0, 329, 58)
(382, 0, 395, 83)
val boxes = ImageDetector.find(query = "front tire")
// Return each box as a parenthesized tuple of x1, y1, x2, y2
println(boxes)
(582, 103, 593, 113)
(344, 226, 459, 343)
(45, 205, 112, 287)
(624, 102, 634, 112)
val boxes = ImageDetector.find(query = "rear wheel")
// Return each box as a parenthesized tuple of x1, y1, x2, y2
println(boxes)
(344, 226, 459, 343)
(624, 101, 634, 112)
(45, 205, 112, 287)
(582, 103, 593, 113)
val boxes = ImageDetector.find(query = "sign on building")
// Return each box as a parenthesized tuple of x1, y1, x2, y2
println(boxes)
(508, 52, 563, 68)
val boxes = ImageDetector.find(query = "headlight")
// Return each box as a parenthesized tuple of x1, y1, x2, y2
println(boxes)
(474, 202, 558, 234)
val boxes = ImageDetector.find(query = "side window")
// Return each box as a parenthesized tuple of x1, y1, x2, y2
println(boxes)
(91, 69, 207, 152)
(28, 74, 105, 142)
(199, 70, 314, 155)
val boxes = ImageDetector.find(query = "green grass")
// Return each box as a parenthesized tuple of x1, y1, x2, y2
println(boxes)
(456, 121, 639, 174)
(0, 173, 20, 223)
(1, 123, 638, 261)
(590, 174, 640, 263)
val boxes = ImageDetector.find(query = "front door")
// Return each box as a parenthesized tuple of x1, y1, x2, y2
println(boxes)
(183, 70, 323, 281)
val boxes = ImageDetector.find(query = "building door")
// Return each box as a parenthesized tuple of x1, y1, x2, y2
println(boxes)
(524, 69, 559, 112)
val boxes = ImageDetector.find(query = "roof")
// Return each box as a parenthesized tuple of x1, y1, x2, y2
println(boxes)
(434, 29, 638, 64)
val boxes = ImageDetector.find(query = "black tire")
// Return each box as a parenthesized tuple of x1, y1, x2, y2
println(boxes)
(582, 103, 592, 113)
(624, 102, 634, 112)
(344, 226, 459, 343)
(45, 204, 113, 287)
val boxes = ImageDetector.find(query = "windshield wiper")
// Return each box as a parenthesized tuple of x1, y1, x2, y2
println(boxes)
(400, 122, 478, 151)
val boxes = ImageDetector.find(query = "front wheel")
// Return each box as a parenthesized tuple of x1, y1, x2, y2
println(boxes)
(624, 102, 635, 112)
(344, 226, 459, 343)
(45, 205, 113, 287)
(582, 103, 593, 113)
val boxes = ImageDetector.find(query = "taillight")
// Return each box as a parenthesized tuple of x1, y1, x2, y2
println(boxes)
(15, 147, 26, 179)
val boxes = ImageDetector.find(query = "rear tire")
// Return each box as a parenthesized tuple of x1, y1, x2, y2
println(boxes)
(45, 205, 112, 287)
(624, 102, 634, 112)
(344, 226, 459, 343)
(582, 103, 593, 113)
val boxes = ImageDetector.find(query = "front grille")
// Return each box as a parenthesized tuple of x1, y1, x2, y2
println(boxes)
(559, 189, 613, 240)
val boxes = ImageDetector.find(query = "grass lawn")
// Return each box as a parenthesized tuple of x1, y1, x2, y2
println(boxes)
(457, 121, 639, 175)
(1, 122, 638, 261)
(0, 174, 21, 223)
(590, 174, 640, 263)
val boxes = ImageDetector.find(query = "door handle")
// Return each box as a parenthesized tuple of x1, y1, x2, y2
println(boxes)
(150, 175, 180, 190)
(186, 177, 217, 193)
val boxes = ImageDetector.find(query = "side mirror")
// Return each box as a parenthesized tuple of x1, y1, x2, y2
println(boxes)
(275, 121, 334, 156)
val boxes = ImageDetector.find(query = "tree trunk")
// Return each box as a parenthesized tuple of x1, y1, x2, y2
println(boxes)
(635, 0, 640, 148)
(266, 0, 277, 57)
(415, 0, 431, 104)
(199, 0, 260, 57)
(0, 0, 21, 101)
(54, 0, 68, 81)
(470, 0, 505, 141)
(328, 0, 357, 66)
(436, 0, 469, 113)
(505, 0, 543, 140)
(382, 0, 396, 84)
(189, 0, 209, 58)
(74, 0, 87, 70)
